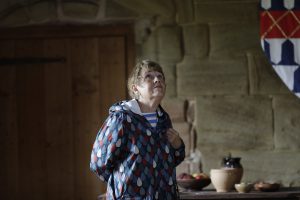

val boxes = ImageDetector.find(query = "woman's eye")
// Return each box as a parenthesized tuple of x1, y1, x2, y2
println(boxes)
(157, 75, 163, 80)
(145, 74, 152, 80)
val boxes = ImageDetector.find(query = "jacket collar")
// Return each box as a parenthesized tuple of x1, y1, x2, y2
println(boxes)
(123, 99, 163, 117)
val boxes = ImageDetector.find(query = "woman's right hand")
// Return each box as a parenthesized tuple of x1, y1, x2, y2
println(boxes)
(166, 128, 183, 149)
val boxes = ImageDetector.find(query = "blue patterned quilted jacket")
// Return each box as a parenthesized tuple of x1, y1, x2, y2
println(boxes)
(90, 100, 185, 200)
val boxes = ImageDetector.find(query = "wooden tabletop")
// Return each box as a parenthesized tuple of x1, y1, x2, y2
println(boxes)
(179, 188, 300, 200)
(97, 188, 300, 200)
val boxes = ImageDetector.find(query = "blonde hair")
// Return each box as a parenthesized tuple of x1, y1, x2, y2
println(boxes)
(127, 60, 165, 99)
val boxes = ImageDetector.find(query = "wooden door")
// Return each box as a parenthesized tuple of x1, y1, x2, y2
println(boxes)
(0, 25, 134, 200)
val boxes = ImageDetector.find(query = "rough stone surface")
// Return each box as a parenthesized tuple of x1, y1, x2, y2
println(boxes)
(173, 122, 191, 156)
(197, 146, 231, 174)
(182, 24, 209, 58)
(161, 98, 187, 122)
(230, 150, 300, 187)
(273, 95, 300, 150)
(156, 15, 176, 26)
(177, 56, 248, 96)
(155, 0, 176, 26)
(196, 95, 273, 150)
(186, 100, 195, 124)
(160, 63, 176, 97)
(28, 1, 57, 22)
(157, 25, 182, 63)
(210, 23, 261, 58)
(140, 30, 158, 61)
(247, 51, 290, 95)
(200, 148, 300, 187)
(134, 17, 155, 44)
(114, 0, 174, 17)
(1, 0, 300, 188)
(106, 0, 138, 18)
(194, 0, 259, 24)
(0, 7, 30, 26)
(62, 2, 98, 19)
(175, 0, 194, 24)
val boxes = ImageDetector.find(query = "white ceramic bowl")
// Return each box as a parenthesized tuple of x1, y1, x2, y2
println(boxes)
(235, 182, 253, 193)
(210, 168, 239, 192)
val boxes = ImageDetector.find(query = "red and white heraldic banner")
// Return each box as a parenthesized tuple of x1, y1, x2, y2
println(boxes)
(260, 0, 300, 98)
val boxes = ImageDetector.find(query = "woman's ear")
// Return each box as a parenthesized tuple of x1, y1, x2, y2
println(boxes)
(132, 84, 140, 99)
(132, 84, 138, 93)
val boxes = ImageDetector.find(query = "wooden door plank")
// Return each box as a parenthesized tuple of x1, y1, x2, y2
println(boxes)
(0, 25, 135, 200)
(44, 39, 74, 200)
(124, 30, 135, 92)
(70, 38, 102, 200)
(15, 40, 47, 200)
(0, 40, 18, 200)
(98, 36, 127, 123)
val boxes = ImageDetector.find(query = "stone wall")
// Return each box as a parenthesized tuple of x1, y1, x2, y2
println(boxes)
(1, 0, 300, 187)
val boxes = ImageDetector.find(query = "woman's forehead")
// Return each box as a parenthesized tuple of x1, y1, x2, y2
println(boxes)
(141, 69, 162, 74)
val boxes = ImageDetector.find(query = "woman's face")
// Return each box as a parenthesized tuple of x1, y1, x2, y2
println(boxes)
(135, 69, 166, 102)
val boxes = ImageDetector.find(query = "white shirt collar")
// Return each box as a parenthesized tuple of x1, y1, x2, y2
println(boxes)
(123, 99, 163, 116)
(123, 99, 143, 115)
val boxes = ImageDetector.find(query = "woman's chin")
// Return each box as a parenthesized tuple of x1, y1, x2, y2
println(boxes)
(152, 92, 165, 100)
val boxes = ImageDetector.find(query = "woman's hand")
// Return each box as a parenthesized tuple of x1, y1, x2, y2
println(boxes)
(166, 128, 183, 149)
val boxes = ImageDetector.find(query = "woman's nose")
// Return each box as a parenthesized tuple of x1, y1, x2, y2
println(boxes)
(153, 76, 161, 83)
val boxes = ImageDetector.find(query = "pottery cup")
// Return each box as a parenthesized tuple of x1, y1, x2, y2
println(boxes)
(210, 168, 239, 192)
(235, 182, 253, 193)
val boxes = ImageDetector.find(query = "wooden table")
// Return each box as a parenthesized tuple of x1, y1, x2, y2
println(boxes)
(97, 188, 300, 200)
(179, 188, 300, 200)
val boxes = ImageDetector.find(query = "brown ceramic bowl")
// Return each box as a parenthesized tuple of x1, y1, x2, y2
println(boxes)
(177, 178, 211, 190)
(254, 182, 280, 192)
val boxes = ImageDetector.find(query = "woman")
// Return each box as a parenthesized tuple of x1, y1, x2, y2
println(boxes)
(90, 60, 185, 200)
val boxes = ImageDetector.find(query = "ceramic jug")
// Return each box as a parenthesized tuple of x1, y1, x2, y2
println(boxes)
(222, 156, 243, 168)
(222, 155, 243, 184)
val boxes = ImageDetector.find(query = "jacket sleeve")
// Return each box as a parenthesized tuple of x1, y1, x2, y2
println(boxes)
(90, 112, 127, 182)
(173, 141, 185, 167)
(165, 112, 186, 167)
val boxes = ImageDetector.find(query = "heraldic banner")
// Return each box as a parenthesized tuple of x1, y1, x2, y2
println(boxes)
(260, 0, 300, 98)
